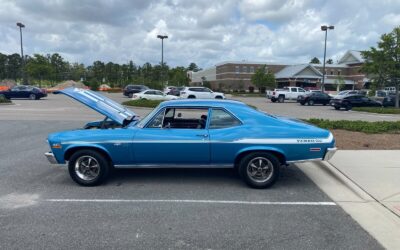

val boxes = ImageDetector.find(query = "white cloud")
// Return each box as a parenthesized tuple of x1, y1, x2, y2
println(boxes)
(0, 0, 399, 69)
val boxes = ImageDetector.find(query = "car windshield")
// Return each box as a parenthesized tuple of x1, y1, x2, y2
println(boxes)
(135, 105, 161, 128)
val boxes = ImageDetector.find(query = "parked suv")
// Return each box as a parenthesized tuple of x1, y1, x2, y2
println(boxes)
(330, 94, 381, 110)
(123, 85, 149, 98)
(180, 87, 225, 99)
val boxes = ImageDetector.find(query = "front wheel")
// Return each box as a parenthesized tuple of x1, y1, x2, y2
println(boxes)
(239, 152, 280, 189)
(68, 149, 111, 186)
(308, 100, 314, 106)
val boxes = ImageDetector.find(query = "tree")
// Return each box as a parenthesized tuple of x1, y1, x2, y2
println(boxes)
(310, 57, 320, 64)
(334, 75, 345, 91)
(187, 62, 201, 72)
(326, 58, 333, 64)
(251, 65, 276, 93)
(361, 26, 400, 108)
(25, 54, 54, 86)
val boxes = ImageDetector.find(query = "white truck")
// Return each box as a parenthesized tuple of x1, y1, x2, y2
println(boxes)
(267, 87, 306, 102)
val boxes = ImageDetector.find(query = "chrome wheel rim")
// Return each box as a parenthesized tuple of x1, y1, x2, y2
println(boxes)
(246, 157, 274, 183)
(29, 94, 35, 100)
(75, 156, 100, 181)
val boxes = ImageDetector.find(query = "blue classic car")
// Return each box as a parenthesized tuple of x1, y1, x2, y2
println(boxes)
(46, 87, 336, 188)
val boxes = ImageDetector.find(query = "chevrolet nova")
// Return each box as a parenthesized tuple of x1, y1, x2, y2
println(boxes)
(46, 87, 336, 188)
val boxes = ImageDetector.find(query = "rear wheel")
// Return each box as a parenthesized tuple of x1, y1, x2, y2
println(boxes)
(300, 101, 305, 105)
(239, 152, 280, 189)
(308, 100, 314, 106)
(68, 149, 110, 186)
(215, 96, 223, 99)
(345, 103, 352, 111)
(278, 95, 285, 103)
(334, 106, 340, 110)
(29, 94, 36, 100)
(271, 98, 277, 103)
(188, 95, 196, 99)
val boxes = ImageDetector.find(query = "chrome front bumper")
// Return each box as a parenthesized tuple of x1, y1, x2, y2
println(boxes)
(323, 147, 337, 161)
(45, 152, 58, 164)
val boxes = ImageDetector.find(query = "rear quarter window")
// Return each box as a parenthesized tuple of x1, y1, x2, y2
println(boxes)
(209, 109, 242, 129)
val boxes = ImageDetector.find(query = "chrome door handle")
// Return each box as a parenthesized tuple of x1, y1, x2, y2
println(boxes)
(196, 134, 208, 137)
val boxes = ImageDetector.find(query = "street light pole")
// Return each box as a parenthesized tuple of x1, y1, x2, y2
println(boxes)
(16, 22, 26, 84)
(321, 25, 334, 92)
(157, 35, 168, 86)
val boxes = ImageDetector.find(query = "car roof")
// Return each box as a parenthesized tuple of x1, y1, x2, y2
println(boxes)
(159, 99, 247, 108)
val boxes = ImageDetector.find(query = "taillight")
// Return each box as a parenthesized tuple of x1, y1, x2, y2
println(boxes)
(272, 91, 275, 95)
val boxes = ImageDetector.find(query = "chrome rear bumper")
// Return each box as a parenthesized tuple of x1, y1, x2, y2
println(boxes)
(45, 152, 58, 164)
(323, 147, 337, 161)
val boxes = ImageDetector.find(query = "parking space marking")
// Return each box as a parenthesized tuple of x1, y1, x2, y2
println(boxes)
(46, 199, 336, 206)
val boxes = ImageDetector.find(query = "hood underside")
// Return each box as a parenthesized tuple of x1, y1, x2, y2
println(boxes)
(55, 87, 136, 125)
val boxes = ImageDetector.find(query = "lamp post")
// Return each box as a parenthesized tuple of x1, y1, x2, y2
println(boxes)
(16, 22, 26, 84)
(321, 25, 334, 92)
(157, 35, 168, 86)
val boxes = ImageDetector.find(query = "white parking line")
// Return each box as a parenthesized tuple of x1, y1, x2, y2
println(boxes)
(46, 199, 336, 206)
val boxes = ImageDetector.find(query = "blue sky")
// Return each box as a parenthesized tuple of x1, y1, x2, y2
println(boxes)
(0, 0, 399, 68)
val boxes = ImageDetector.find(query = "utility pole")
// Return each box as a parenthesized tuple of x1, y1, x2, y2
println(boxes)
(16, 22, 26, 84)
(321, 25, 334, 92)
(157, 35, 168, 87)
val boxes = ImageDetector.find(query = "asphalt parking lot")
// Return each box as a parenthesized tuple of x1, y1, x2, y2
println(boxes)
(0, 94, 384, 249)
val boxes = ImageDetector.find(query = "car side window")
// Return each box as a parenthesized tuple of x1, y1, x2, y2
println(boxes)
(298, 88, 305, 92)
(147, 109, 165, 128)
(155, 91, 164, 95)
(291, 88, 298, 92)
(146, 107, 209, 129)
(209, 109, 241, 129)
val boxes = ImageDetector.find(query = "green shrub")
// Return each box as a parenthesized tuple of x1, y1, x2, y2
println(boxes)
(0, 95, 11, 103)
(122, 99, 163, 108)
(352, 107, 400, 114)
(304, 119, 400, 134)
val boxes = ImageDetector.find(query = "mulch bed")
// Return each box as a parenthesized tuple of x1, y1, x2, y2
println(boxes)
(332, 130, 400, 149)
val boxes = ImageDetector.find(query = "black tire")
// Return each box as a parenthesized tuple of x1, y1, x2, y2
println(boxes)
(128, 93, 133, 98)
(29, 94, 36, 100)
(215, 96, 223, 99)
(188, 95, 196, 99)
(300, 101, 305, 105)
(68, 149, 110, 186)
(334, 106, 340, 110)
(345, 103, 352, 111)
(278, 95, 285, 103)
(239, 152, 280, 189)
(308, 100, 314, 106)
(323, 102, 327, 106)
(271, 98, 277, 103)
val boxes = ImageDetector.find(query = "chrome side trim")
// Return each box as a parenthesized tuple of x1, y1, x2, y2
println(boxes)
(323, 147, 337, 161)
(114, 164, 233, 169)
(286, 158, 323, 164)
(45, 152, 58, 164)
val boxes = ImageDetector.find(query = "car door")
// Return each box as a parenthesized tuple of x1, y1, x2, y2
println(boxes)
(208, 108, 243, 164)
(289, 87, 298, 99)
(153, 90, 166, 100)
(133, 107, 210, 164)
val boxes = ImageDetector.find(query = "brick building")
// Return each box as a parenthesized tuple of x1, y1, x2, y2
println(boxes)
(189, 50, 369, 92)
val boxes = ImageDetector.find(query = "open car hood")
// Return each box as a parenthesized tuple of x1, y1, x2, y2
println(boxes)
(55, 87, 136, 125)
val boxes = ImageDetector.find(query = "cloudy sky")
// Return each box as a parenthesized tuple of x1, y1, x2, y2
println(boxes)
(1, 0, 399, 68)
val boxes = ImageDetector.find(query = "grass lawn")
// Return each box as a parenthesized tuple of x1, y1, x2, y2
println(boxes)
(352, 107, 400, 114)
(122, 99, 162, 108)
(305, 118, 400, 134)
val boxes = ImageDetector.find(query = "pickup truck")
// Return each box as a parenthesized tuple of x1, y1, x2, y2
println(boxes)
(267, 87, 306, 102)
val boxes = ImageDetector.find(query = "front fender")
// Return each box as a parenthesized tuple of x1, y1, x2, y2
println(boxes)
(60, 144, 112, 164)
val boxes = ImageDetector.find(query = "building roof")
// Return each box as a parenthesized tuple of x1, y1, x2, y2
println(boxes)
(323, 78, 356, 85)
(338, 50, 365, 64)
(311, 63, 349, 68)
(275, 64, 322, 79)
(215, 61, 286, 66)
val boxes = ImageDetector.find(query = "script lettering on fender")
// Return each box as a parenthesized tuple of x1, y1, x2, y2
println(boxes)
(296, 139, 323, 143)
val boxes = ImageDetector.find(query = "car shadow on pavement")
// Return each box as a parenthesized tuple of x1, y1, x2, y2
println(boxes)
(104, 165, 312, 189)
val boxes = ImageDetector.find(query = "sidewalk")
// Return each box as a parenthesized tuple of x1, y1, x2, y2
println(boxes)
(297, 150, 400, 249)
(329, 150, 400, 217)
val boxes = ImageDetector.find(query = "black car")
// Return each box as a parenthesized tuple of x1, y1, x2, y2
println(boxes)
(123, 85, 149, 98)
(168, 86, 185, 96)
(330, 94, 382, 110)
(382, 94, 400, 107)
(0, 85, 47, 100)
(298, 92, 331, 106)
